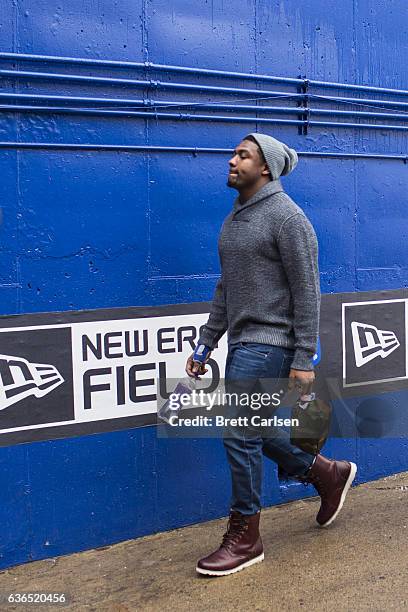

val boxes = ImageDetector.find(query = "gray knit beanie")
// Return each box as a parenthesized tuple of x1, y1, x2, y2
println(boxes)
(244, 133, 298, 180)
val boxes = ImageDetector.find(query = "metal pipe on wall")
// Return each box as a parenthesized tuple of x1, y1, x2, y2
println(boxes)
(2, 68, 408, 110)
(0, 91, 407, 121)
(1, 104, 407, 131)
(0, 102, 407, 126)
(0, 141, 406, 162)
(0, 102, 406, 122)
(1, 95, 408, 122)
(1, 51, 407, 97)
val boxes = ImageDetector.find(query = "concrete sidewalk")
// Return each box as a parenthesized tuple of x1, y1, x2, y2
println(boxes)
(1, 472, 408, 612)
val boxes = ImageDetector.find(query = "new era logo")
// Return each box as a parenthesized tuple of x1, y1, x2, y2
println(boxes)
(343, 300, 407, 387)
(0, 354, 64, 410)
(351, 321, 400, 368)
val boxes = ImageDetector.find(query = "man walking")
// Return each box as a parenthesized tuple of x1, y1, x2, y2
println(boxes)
(185, 133, 357, 576)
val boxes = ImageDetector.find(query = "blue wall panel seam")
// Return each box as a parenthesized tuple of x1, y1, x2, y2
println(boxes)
(24, 446, 34, 561)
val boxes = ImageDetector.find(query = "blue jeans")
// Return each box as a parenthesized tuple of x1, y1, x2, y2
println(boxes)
(223, 342, 315, 515)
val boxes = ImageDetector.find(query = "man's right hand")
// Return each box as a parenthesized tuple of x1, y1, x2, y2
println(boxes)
(185, 352, 211, 378)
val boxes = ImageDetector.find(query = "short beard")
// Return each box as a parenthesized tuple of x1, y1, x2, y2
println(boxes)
(227, 176, 239, 189)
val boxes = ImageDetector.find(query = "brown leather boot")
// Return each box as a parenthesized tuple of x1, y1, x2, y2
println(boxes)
(304, 454, 357, 527)
(196, 510, 264, 576)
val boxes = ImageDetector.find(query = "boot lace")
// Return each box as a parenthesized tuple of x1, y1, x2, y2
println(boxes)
(221, 515, 248, 549)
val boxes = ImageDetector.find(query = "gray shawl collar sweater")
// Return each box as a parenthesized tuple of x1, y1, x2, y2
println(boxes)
(198, 179, 321, 371)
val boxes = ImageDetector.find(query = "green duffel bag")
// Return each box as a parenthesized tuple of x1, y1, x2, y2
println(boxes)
(290, 392, 332, 456)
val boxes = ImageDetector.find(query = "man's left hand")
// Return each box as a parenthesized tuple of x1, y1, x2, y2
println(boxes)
(288, 368, 315, 396)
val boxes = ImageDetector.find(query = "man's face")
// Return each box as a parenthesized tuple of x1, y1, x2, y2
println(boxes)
(227, 139, 269, 190)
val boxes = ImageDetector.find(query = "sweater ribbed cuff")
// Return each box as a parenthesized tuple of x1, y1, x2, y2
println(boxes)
(197, 330, 217, 350)
(290, 348, 315, 371)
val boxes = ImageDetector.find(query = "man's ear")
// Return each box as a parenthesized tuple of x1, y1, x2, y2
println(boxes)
(261, 164, 270, 177)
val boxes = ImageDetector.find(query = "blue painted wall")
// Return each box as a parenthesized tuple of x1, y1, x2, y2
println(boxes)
(0, 0, 408, 569)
